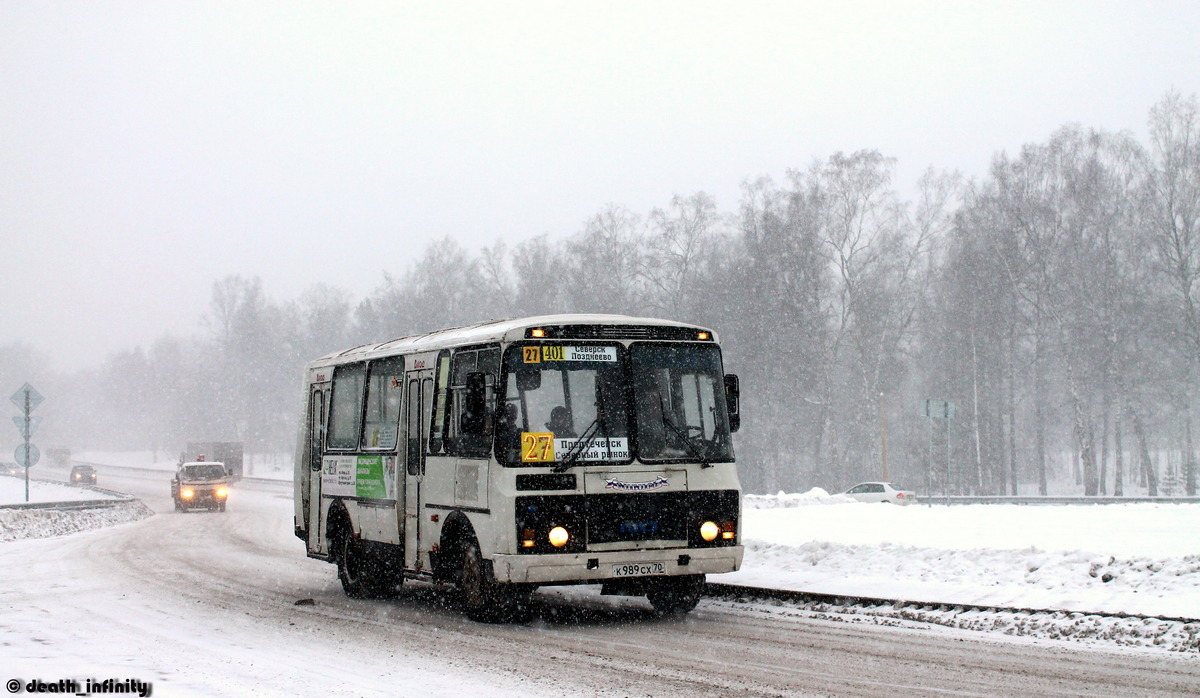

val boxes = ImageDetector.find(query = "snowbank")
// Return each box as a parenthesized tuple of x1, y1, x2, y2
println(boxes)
(743, 487, 856, 508)
(0, 501, 154, 542)
(733, 490, 1200, 620)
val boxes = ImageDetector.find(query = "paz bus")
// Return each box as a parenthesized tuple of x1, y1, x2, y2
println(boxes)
(294, 314, 743, 621)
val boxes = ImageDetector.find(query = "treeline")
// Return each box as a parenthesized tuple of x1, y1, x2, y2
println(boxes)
(8, 90, 1198, 495)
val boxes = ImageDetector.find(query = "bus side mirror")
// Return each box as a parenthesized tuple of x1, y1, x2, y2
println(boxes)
(461, 372, 488, 435)
(724, 374, 740, 433)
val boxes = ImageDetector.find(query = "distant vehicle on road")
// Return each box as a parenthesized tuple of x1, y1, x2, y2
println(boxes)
(47, 448, 72, 468)
(181, 442, 243, 481)
(843, 482, 916, 505)
(1, 462, 21, 477)
(69, 464, 97, 486)
(172, 460, 230, 512)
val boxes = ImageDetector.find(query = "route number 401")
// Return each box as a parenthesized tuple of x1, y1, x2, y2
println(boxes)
(523, 346, 565, 363)
(521, 432, 555, 462)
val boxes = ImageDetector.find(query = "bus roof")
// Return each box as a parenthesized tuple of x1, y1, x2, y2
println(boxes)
(305, 314, 716, 369)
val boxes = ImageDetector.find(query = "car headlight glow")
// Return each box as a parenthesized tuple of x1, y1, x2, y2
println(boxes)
(216, 488, 228, 498)
(548, 526, 570, 547)
(699, 520, 720, 542)
(181, 489, 195, 499)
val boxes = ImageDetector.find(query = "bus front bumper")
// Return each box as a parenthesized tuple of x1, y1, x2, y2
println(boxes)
(491, 545, 743, 585)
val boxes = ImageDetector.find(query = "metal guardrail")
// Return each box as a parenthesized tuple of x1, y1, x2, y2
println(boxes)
(0, 498, 133, 511)
(917, 495, 1200, 505)
(71, 461, 291, 487)
(0, 473, 135, 510)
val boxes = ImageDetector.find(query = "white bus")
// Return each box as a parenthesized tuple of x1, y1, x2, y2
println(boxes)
(294, 314, 743, 621)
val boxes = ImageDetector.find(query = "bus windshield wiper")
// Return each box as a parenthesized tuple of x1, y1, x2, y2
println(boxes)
(659, 399, 712, 468)
(552, 416, 606, 473)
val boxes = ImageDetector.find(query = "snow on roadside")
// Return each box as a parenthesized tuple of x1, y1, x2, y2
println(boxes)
(733, 490, 1200, 621)
(743, 487, 854, 508)
(718, 593, 1200, 653)
(0, 502, 154, 542)
(0, 474, 152, 542)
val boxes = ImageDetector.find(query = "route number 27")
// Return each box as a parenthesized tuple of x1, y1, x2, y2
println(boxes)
(521, 432, 555, 462)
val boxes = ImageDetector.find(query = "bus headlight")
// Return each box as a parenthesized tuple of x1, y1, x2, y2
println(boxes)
(548, 526, 570, 547)
(699, 521, 720, 542)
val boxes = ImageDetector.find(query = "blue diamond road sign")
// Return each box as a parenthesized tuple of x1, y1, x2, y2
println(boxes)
(10, 383, 44, 412)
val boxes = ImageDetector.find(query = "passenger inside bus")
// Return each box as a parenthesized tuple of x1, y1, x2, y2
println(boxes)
(546, 406, 576, 438)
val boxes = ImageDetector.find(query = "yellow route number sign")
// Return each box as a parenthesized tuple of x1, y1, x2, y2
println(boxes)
(521, 432, 555, 462)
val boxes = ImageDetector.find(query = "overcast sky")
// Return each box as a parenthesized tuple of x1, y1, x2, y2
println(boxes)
(2, 1, 1198, 371)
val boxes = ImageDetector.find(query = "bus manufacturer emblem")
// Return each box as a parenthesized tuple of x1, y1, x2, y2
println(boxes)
(604, 476, 669, 492)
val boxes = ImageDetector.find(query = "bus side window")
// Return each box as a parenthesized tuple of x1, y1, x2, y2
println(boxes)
(363, 357, 404, 450)
(428, 351, 451, 454)
(328, 363, 366, 450)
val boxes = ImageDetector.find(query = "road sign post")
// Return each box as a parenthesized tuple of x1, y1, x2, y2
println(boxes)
(11, 383, 45, 503)
(922, 399, 955, 506)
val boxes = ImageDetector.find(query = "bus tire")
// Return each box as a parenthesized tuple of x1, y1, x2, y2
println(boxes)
(459, 540, 531, 623)
(336, 527, 374, 598)
(647, 574, 704, 615)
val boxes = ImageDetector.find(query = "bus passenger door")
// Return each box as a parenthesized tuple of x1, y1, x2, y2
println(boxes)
(403, 372, 432, 571)
(306, 385, 328, 555)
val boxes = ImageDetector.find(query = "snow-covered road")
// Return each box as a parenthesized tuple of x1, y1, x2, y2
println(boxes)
(1, 467, 1197, 696)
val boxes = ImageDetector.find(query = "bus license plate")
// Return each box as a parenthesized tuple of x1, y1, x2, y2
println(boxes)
(611, 562, 666, 577)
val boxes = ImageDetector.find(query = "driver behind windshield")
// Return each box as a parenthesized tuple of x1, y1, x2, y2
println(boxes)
(546, 406, 576, 438)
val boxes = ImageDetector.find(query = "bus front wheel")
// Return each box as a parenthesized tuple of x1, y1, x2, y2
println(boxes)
(336, 528, 373, 598)
(647, 574, 704, 615)
(459, 540, 531, 623)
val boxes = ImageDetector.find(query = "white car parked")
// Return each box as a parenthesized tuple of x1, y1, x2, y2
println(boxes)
(843, 482, 916, 505)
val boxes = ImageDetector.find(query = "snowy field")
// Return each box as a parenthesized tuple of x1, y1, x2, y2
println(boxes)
(18, 453, 1200, 622)
(0, 473, 122, 504)
(732, 489, 1200, 621)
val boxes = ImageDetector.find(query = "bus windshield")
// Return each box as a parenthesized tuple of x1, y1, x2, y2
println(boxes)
(496, 344, 630, 465)
(631, 343, 733, 463)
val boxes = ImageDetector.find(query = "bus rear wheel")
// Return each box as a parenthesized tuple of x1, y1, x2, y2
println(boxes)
(647, 574, 705, 615)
